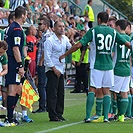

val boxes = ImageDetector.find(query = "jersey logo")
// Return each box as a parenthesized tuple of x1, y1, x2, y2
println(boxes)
(14, 37, 21, 45)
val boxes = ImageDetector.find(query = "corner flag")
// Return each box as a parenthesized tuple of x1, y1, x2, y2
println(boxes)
(20, 79, 39, 112)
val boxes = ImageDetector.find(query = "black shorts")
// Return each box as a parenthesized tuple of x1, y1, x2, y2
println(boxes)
(5, 57, 20, 86)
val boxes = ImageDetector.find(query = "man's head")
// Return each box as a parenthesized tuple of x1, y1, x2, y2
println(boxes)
(15, 6, 27, 23)
(88, 0, 92, 5)
(27, 25, 37, 36)
(115, 19, 127, 32)
(54, 21, 65, 36)
(38, 17, 50, 32)
(125, 20, 132, 35)
(107, 16, 117, 29)
(0, 41, 8, 56)
(97, 12, 109, 25)
(8, 11, 15, 24)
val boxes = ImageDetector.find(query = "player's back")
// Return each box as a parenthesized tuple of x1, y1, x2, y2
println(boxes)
(90, 25, 116, 70)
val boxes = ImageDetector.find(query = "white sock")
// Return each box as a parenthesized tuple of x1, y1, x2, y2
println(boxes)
(22, 110, 27, 118)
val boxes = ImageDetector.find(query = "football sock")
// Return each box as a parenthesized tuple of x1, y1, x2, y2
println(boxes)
(7, 96, 16, 123)
(22, 110, 27, 118)
(96, 98, 103, 116)
(131, 94, 133, 116)
(86, 92, 95, 119)
(117, 94, 121, 116)
(112, 99, 117, 115)
(14, 94, 20, 105)
(119, 98, 128, 115)
(103, 95, 111, 120)
(125, 94, 132, 117)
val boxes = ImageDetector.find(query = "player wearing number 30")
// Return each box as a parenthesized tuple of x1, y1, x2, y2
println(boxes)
(59, 12, 131, 123)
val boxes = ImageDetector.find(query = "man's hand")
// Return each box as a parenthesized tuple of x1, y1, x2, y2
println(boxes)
(18, 67, 25, 78)
(59, 55, 65, 63)
(52, 67, 61, 78)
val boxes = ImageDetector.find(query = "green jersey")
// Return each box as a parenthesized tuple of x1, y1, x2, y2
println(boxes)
(80, 25, 128, 70)
(113, 33, 131, 76)
(0, 53, 8, 65)
(0, 29, 5, 40)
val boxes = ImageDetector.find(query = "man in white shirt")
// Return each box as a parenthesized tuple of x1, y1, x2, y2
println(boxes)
(44, 21, 71, 121)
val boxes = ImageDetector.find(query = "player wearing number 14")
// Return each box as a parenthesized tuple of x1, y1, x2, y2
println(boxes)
(110, 20, 131, 122)
(59, 12, 130, 122)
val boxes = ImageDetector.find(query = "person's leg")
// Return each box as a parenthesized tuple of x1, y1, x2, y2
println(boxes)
(96, 88, 103, 117)
(102, 70, 114, 121)
(88, 22, 93, 28)
(102, 88, 111, 121)
(56, 74, 65, 120)
(28, 60, 36, 78)
(130, 88, 133, 117)
(46, 71, 59, 121)
(85, 87, 96, 121)
(81, 63, 88, 94)
(118, 92, 128, 121)
(85, 69, 104, 122)
(33, 65, 46, 112)
(7, 84, 18, 123)
(125, 92, 132, 118)
(21, 105, 33, 123)
(76, 64, 82, 93)
(118, 77, 130, 122)
(1, 87, 7, 107)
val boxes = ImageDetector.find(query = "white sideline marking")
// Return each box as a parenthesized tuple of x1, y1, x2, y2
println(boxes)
(36, 121, 83, 133)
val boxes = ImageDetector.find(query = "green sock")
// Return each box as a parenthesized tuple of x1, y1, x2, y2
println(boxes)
(131, 94, 133, 116)
(96, 98, 103, 116)
(112, 99, 117, 115)
(120, 98, 128, 115)
(103, 95, 111, 120)
(86, 92, 95, 119)
(125, 94, 132, 117)
(117, 94, 121, 116)
(109, 99, 113, 114)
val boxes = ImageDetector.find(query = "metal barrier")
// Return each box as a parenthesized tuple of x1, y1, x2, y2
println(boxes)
(101, 0, 128, 19)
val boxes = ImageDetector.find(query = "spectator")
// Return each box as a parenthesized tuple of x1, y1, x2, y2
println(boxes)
(44, 21, 71, 121)
(10, 0, 30, 11)
(32, 17, 52, 113)
(2, 11, 10, 25)
(0, 10, 4, 24)
(26, 25, 37, 79)
(76, 17, 85, 30)
(25, 12, 33, 24)
(71, 30, 89, 94)
(61, 1, 69, 14)
(40, 0, 50, 14)
(83, 0, 95, 28)
(30, 1, 40, 12)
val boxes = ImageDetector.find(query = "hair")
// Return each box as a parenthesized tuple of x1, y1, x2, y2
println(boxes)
(0, 40, 8, 50)
(54, 21, 63, 27)
(97, 12, 109, 23)
(8, 11, 15, 24)
(15, 6, 27, 19)
(115, 19, 127, 30)
(88, 0, 92, 4)
(108, 16, 117, 22)
(125, 19, 131, 29)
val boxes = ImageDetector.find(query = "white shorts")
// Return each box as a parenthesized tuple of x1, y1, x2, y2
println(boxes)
(90, 69, 114, 88)
(110, 75, 130, 93)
